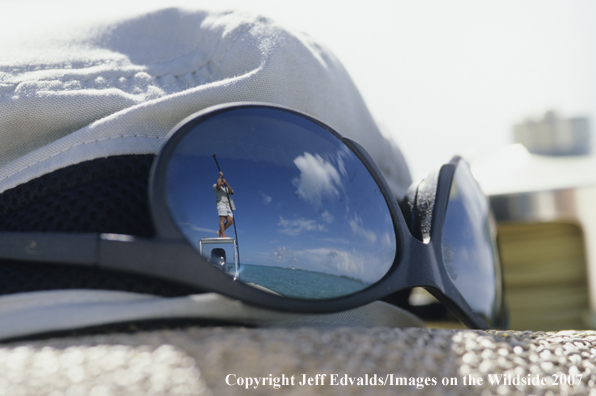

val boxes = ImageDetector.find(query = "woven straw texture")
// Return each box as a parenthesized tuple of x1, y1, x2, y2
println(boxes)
(1, 327, 595, 395)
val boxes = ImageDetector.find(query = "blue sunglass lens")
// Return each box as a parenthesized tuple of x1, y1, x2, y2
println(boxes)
(441, 161, 504, 327)
(164, 106, 397, 299)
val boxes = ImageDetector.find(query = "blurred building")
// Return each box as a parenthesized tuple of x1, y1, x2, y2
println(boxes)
(474, 111, 596, 331)
(513, 110, 591, 156)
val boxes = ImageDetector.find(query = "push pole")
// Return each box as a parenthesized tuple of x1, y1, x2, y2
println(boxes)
(212, 154, 222, 172)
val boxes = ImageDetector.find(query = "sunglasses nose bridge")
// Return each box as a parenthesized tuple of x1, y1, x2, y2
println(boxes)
(399, 235, 491, 329)
(401, 236, 445, 292)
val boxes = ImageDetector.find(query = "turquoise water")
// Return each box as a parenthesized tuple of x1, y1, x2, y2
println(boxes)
(236, 264, 370, 299)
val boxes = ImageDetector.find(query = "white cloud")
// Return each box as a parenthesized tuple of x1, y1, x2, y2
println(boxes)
(382, 232, 394, 248)
(270, 246, 298, 264)
(265, 246, 394, 284)
(348, 214, 377, 244)
(321, 210, 334, 224)
(278, 216, 327, 236)
(179, 222, 217, 234)
(292, 152, 342, 206)
(260, 191, 272, 205)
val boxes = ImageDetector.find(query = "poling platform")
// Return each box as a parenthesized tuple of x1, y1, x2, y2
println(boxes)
(199, 237, 239, 276)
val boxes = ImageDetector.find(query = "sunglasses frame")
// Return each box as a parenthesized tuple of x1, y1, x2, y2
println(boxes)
(0, 103, 506, 329)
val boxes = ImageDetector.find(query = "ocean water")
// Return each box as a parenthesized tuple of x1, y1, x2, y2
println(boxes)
(235, 264, 370, 299)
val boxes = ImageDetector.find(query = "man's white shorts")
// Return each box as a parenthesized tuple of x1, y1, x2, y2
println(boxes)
(217, 205, 234, 218)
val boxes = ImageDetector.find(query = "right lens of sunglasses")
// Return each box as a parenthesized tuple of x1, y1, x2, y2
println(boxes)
(440, 160, 505, 328)
(163, 106, 397, 300)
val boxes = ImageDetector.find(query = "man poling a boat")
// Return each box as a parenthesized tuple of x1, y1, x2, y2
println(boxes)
(214, 170, 235, 238)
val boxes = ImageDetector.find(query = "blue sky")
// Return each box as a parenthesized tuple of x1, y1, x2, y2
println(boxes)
(165, 107, 396, 284)
(441, 163, 499, 320)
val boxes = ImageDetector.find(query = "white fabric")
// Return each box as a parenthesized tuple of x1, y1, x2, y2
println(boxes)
(0, 6, 411, 197)
(0, 290, 424, 341)
(213, 184, 235, 210)
(0, 5, 417, 335)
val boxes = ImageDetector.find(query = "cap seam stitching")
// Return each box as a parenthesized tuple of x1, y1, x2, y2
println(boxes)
(0, 134, 165, 183)
(1, 23, 254, 98)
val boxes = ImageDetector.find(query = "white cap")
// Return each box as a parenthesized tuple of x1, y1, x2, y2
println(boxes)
(0, 6, 411, 197)
(0, 5, 419, 338)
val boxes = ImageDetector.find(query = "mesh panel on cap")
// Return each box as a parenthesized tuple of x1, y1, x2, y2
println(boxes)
(0, 155, 205, 297)
(0, 155, 155, 236)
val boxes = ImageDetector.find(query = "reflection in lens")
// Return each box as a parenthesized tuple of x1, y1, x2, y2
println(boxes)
(441, 161, 503, 326)
(165, 107, 396, 299)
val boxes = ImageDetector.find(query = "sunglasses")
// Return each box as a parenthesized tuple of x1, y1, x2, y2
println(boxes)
(0, 103, 506, 329)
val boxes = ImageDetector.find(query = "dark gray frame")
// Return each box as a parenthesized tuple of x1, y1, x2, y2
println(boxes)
(0, 103, 506, 329)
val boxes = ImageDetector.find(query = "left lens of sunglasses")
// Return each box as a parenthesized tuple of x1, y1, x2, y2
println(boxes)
(163, 106, 397, 299)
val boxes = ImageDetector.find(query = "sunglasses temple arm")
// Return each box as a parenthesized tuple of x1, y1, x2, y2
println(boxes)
(98, 235, 202, 286)
(0, 232, 202, 288)
(0, 232, 98, 266)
